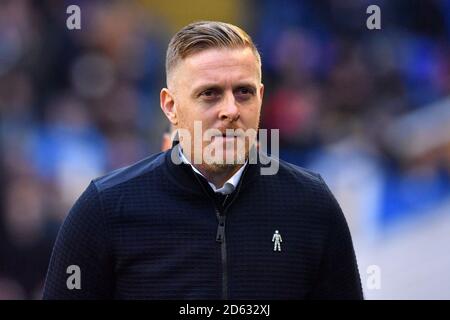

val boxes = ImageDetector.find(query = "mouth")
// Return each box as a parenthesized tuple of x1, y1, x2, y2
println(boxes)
(213, 133, 240, 140)
(209, 134, 241, 148)
(211, 136, 236, 143)
(216, 129, 243, 137)
(208, 128, 246, 144)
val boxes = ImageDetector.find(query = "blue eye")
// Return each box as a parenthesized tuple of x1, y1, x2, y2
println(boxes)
(202, 90, 214, 97)
(235, 87, 255, 99)
(200, 89, 220, 100)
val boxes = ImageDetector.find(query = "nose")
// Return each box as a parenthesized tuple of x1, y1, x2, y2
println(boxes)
(218, 93, 240, 123)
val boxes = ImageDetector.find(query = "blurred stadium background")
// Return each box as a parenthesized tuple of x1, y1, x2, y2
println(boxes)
(0, 0, 449, 299)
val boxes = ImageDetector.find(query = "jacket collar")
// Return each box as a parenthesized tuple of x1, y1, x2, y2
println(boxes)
(164, 143, 262, 197)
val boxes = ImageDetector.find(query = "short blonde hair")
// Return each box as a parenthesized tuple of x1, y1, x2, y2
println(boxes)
(165, 21, 261, 85)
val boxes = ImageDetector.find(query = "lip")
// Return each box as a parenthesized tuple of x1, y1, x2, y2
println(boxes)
(212, 135, 238, 140)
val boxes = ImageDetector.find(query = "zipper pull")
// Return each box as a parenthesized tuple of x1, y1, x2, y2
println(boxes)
(216, 219, 225, 243)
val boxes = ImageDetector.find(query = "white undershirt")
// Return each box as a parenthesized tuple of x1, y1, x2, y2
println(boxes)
(178, 148, 247, 195)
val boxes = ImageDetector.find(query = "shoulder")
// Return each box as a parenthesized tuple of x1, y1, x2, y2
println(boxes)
(259, 153, 339, 212)
(260, 152, 324, 189)
(279, 158, 322, 184)
(92, 150, 167, 193)
(264, 156, 348, 233)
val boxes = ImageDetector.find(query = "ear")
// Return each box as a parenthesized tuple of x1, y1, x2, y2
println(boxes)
(259, 83, 264, 100)
(160, 88, 178, 125)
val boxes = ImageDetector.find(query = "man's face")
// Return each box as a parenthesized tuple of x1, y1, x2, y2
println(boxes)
(162, 47, 264, 172)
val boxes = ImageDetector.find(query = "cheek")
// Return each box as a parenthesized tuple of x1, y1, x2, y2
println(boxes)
(190, 106, 217, 126)
(242, 105, 261, 125)
(177, 105, 212, 129)
(176, 104, 193, 122)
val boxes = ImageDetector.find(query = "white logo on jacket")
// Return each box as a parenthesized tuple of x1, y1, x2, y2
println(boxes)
(272, 230, 282, 252)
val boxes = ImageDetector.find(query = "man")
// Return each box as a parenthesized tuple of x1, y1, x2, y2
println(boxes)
(43, 21, 363, 299)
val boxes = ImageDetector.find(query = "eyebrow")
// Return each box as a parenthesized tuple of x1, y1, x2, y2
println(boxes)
(191, 82, 258, 97)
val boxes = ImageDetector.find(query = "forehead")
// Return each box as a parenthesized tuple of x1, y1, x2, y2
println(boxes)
(173, 47, 261, 88)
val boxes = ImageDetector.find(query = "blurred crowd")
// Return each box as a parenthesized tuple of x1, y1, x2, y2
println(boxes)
(0, 0, 449, 299)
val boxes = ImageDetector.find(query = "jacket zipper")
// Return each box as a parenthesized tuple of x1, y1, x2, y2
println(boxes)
(214, 182, 244, 300)
(215, 210, 227, 299)
(191, 167, 247, 300)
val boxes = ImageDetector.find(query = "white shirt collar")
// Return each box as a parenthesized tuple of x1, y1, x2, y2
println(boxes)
(178, 148, 247, 195)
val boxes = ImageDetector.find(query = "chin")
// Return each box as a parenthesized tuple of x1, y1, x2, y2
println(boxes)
(207, 162, 236, 171)
(204, 150, 248, 171)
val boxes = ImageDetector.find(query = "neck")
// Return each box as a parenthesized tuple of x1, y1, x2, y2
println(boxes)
(178, 142, 246, 188)
(195, 163, 244, 189)
(166, 144, 260, 195)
